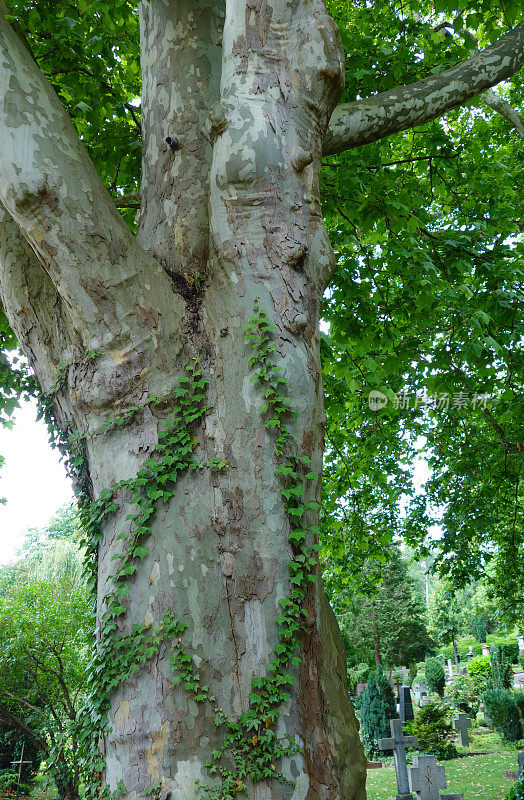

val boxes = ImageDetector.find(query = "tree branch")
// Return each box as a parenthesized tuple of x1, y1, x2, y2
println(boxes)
(0, 4, 177, 351)
(0, 704, 47, 751)
(0, 203, 69, 391)
(483, 88, 524, 137)
(323, 22, 524, 155)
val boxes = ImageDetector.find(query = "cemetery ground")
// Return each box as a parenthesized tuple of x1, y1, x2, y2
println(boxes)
(366, 727, 521, 800)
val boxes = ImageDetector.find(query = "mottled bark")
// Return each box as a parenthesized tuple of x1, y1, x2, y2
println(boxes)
(484, 89, 524, 137)
(0, 2, 366, 800)
(137, 0, 224, 282)
(323, 21, 524, 155)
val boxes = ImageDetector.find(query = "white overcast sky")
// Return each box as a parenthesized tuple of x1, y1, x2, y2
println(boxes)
(0, 398, 73, 564)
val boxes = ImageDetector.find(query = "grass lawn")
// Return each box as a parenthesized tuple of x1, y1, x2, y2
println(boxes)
(366, 728, 520, 800)
(366, 752, 517, 800)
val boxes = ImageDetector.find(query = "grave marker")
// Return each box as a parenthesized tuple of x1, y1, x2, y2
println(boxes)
(409, 755, 446, 800)
(400, 685, 415, 723)
(11, 742, 32, 798)
(378, 718, 418, 800)
(452, 713, 472, 747)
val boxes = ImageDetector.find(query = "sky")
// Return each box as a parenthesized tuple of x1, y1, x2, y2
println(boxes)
(0, 398, 73, 564)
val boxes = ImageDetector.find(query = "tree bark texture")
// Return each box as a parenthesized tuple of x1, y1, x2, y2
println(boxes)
(2, 2, 524, 799)
(0, 1, 366, 798)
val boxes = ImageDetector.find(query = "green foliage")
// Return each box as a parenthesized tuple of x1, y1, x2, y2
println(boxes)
(506, 775, 524, 800)
(347, 663, 371, 694)
(336, 546, 431, 670)
(468, 655, 492, 683)
(0, 579, 91, 799)
(0, 725, 40, 786)
(428, 580, 464, 656)
(448, 675, 480, 715)
(359, 667, 397, 759)
(448, 656, 491, 714)
(320, 3, 524, 618)
(482, 688, 522, 742)
(472, 617, 487, 643)
(409, 701, 457, 760)
(490, 646, 514, 691)
(488, 637, 520, 665)
(425, 657, 445, 697)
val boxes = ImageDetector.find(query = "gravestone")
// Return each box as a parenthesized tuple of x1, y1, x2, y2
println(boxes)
(356, 682, 366, 696)
(409, 755, 446, 800)
(447, 659, 453, 679)
(420, 694, 430, 706)
(466, 646, 474, 662)
(459, 667, 467, 676)
(518, 635, 524, 655)
(481, 643, 490, 657)
(378, 718, 418, 800)
(504, 752, 524, 781)
(400, 685, 415, 723)
(452, 713, 472, 747)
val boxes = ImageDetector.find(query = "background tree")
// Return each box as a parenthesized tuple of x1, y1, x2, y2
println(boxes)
(0, 579, 91, 800)
(1, 505, 85, 590)
(0, 1, 523, 798)
(428, 580, 466, 666)
(337, 546, 431, 670)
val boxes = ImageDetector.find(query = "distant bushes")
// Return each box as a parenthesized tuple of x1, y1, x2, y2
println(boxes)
(439, 634, 519, 664)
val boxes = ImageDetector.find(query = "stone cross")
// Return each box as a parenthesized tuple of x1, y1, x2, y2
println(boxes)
(452, 713, 472, 747)
(409, 755, 446, 800)
(378, 718, 418, 800)
(11, 741, 32, 797)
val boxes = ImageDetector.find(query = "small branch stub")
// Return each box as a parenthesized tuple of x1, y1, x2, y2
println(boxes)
(166, 136, 180, 152)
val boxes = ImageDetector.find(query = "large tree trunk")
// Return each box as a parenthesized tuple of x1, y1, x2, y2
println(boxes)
(5, 2, 519, 798)
(0, 1, 366, 799)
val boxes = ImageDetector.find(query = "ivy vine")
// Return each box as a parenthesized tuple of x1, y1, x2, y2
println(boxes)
(35, 301, 319, 800)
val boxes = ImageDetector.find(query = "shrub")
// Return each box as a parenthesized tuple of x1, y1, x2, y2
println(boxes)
(487, 636, 520, 665)
(360, 666, 397, 759)
(410, 701, 457, 760)
(506, 775, 524, 800)
(491, 645, 514, 690)
(425, 657, 445, 696)
(514, 690, 524, 731)
(468, 655, 492, 681)
(482, 688, 522, 742)
(448, 675, 476, 714)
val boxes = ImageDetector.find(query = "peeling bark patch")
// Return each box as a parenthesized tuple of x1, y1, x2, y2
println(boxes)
(145, 721, 170, 782)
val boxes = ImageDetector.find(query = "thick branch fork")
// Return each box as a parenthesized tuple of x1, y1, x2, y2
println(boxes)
(324, 22, 524, 154)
